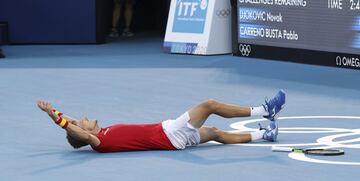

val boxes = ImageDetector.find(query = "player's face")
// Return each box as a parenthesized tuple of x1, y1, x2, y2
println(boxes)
(77, 117, 98, 131)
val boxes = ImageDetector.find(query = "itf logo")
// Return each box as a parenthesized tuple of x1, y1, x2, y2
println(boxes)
(172, 0, 208, 34)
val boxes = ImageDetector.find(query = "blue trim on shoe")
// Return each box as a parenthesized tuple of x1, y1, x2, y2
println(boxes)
(262, 121, 278, 142)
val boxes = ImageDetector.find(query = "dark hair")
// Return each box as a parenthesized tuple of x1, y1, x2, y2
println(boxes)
(66, 133, 88, 149)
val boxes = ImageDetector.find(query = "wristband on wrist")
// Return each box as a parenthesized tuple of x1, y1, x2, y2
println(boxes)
(55, 117, 69, 129)
(53, 109, 68, 129)
(52, 109, 63, 117)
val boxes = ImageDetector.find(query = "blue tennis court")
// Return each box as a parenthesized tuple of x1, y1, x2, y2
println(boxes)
(1, 35, 359, 181)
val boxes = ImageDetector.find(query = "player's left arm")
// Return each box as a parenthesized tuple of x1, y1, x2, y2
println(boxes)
(65, 123, 100, 147)
(37, 100, 100, 147)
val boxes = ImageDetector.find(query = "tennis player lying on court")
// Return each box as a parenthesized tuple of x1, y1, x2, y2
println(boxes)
(37, 90, 285, 153)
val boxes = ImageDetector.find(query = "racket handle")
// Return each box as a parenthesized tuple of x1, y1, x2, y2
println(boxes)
(272, 146, 293, 152)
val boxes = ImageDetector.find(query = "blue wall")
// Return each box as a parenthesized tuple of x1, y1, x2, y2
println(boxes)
(0, 0, 96, 44)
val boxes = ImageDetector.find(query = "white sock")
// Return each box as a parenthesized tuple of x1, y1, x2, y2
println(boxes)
(250, 130, 266, 141)
(250, 106, 268, 116)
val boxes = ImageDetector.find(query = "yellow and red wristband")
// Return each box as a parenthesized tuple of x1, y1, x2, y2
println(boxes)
(52, 109, 63, 117)
(52, 109, 68, 129)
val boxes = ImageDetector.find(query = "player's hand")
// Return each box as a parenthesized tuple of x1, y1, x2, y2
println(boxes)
(37, 100, 54, 114)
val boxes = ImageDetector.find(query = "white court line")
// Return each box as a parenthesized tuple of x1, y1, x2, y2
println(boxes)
(289, 153, 360, 166)
(229, 116, 360, 166)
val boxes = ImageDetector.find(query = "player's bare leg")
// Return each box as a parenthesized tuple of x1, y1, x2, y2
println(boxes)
(199, 126, 252, 144)
(188, 100, 261, 143)
(188, 99, 251, 128)
(188, 90, 286, 143)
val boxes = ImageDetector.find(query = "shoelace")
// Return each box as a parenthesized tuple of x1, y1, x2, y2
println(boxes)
(258, 122, 277, 131)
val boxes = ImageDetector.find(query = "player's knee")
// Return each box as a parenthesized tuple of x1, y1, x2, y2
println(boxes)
(202, 99, 219, 112)
(209, 126, 219, 132)
(209, 126, 222, 139)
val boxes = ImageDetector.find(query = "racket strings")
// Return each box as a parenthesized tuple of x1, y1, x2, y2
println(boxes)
(305, 149, 344, 155)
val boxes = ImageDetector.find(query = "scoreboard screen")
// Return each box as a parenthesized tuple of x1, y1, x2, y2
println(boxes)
(231, 0, 360, 69)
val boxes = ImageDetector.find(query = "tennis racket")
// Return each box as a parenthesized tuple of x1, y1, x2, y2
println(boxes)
(272, 146, 345, 156)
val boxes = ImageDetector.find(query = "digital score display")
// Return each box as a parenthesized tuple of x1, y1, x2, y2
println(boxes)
(231, 0, 360, 69)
